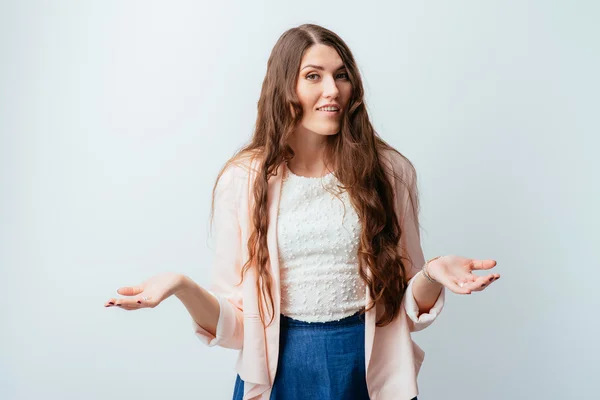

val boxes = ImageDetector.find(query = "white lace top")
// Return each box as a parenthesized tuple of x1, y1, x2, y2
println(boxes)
(277, 164, 366, 323)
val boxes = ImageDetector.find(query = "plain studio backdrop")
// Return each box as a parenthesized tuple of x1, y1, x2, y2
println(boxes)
(1, 1, 598, 399)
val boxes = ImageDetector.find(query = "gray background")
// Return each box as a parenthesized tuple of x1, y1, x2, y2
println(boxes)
(1, 1, 598, 399)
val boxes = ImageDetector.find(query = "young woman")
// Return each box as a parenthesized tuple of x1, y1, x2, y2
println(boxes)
(104, 24, 500, 400)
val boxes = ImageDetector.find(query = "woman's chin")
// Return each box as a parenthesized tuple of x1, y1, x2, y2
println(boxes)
(301, 122, 341, 137)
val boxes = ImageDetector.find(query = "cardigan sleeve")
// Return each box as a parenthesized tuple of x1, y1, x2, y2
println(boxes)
(191, 164, 245, 349)
(404, 273, 445, 332)
(192, 289, 238, 347)
(388, 151, 446, 332)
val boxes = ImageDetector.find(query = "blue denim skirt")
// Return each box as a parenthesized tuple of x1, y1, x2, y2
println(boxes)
(232, 311, 370, 399)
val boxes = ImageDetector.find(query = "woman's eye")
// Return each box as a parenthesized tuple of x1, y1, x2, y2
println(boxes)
(306, 72, 349, 80)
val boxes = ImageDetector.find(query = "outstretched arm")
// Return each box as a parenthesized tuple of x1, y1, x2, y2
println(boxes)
(389, 153, 445, 331)
(176, 276, 220, 337)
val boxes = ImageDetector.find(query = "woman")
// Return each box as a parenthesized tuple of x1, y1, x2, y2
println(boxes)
(104, 24, 500, 400)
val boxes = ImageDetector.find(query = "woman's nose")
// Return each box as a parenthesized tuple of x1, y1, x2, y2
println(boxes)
(322, 76, 340, 98)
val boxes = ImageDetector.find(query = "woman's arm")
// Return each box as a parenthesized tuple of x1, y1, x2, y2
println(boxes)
(385, 150, 445, 330)
(184, 163, 246, 349)
(175, 275, 220, 337)
(410, 267, 443, 315)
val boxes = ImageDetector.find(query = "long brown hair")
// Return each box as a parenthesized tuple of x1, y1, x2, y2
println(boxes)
(210, 23, 420, 328)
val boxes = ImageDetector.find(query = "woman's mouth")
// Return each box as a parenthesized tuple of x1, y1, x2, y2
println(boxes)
(316, 106, 340, 116)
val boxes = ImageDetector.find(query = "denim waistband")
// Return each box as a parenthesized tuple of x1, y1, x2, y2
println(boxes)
(280, 311, 365, 330)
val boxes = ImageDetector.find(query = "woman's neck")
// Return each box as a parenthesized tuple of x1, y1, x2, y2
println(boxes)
(287, 130, 332, 177)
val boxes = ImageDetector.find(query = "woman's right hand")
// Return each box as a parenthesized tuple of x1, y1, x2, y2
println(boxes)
(104, 272, 186, 310)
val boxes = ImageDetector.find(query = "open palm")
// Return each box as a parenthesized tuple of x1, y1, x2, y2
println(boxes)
(104, 272, 184, 310)
(427, 255, 500, 295)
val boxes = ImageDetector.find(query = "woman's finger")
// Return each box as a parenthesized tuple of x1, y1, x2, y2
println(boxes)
(105, 296, 157, 308)
(445, 273, 501, 295)
(470, 259, 497, 271)
(104, 298, 117, 307)
(465, 274, 500, 292)
(117, 286, 144, 296)
(112, 298, 143, 308)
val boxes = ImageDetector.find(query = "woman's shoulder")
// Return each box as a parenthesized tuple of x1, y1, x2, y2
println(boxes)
(378, 146, 417, 185)
(221, 149, 264, 178)
(215, 149, 268, 202)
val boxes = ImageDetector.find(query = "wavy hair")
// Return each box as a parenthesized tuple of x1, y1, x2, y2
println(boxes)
(210, 23, 420, 328)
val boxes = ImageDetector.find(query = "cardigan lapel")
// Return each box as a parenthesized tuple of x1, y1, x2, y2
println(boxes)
(266, 161, 283, 319)
(364, 264, 377, 380)
(265, 161, 284, 385)
(242, 161, 285, 400)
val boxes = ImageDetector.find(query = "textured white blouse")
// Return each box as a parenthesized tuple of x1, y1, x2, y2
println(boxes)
(277, 164, 366, 323)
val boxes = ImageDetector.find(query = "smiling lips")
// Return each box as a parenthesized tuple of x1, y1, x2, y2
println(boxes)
(316, 105, 341, 117)
(316, 103, 340, 111)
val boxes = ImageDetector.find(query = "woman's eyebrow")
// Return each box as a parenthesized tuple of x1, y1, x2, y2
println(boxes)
(301, 64, 346, 71)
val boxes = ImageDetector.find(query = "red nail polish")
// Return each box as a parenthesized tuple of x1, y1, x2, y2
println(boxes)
(137, 301, 141, 304)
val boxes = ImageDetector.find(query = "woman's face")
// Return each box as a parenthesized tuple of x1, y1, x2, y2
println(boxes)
(295, 44, 352, 136)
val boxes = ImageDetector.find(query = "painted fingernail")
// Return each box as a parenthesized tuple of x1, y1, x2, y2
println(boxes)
(116, 304, 122, 306)
(137, 301, 141, 304)
(109, 302, 114, 305)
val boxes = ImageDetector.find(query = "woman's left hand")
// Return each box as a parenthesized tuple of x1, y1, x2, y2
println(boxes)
(426, 255, 500, 295)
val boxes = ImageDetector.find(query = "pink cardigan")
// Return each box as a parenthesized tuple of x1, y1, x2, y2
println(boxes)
(192, 149, 445, 400)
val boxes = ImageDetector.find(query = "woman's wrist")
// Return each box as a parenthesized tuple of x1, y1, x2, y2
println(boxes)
(173, 274, 193, 297)
(422, 256, 443, 284)
(412, 258, 444, 314)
